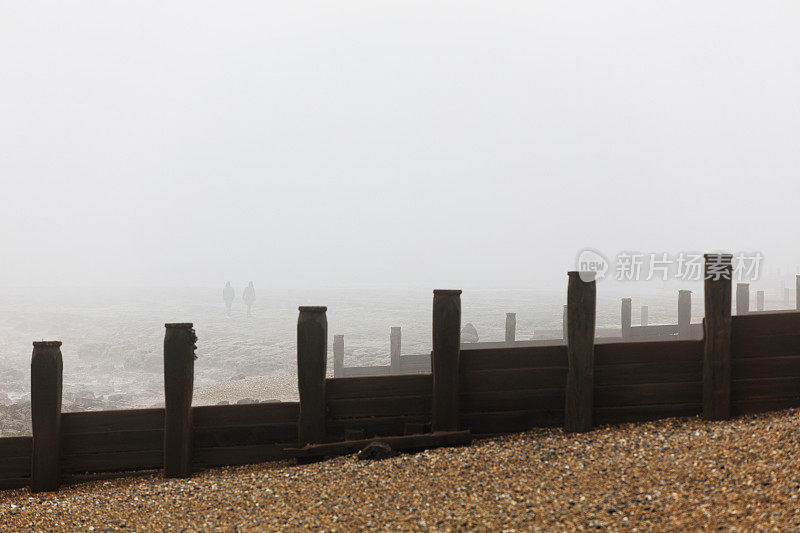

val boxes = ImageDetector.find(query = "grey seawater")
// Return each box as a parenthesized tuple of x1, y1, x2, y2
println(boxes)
(0, 284, 715, 414)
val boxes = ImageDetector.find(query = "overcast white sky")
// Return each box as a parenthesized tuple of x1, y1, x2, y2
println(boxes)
(1, 1, 798, 289)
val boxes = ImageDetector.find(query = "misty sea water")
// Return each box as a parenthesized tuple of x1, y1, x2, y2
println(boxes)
(0, 282, 785, 411)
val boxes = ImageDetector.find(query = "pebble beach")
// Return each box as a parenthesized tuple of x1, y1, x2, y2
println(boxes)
(2, 408, 799, 531)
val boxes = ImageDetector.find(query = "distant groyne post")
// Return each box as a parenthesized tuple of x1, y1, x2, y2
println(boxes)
(30, 341, 63, 493)
(431, 290, 462, 432)
(736, 283, 750, 315)
(562, 305, 568, 341)
(756, 290, 765, 312)
(297, 306, 327, 446)
(333, 334, 344, 378)
(621, 298, 632, 340)
(678, 290, 692, 339)
(163, 323, 196, 478)
(505, 313, 516, 344)
(641, 305, 649, 326)
(702, 254, 733, 421)
(564, 271, 596, 433)
(390, 327, 401, 374)
(796, 275, 800, 311)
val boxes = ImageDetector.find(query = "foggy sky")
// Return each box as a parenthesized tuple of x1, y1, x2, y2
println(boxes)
(2, 2, 799, 289)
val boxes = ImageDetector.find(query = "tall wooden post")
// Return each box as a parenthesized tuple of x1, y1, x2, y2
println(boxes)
(756, 290, 765, 312)
(431, 289, 462, 432)
(621, 298, 632, 340)
(564, 271, 596, 433)
(736, 283, 750, 315)
(562, 305, 568, 341)
(641, 305, 649, 326)
(678, 290, 692, 339)
(163, 323, 196, 478)
(703, 253, 733, 421)
(505, 313, 516, 344)
(390, 327, 401, 374)
(297, 306, 327, 446)
(30, 341, 63, 493)
(333, 334, 344, 378)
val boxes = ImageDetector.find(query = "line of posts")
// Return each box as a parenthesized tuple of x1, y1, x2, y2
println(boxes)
(25, 260, 799, 492)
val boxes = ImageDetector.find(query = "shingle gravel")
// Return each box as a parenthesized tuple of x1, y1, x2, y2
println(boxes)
(2, 408, 799, 531)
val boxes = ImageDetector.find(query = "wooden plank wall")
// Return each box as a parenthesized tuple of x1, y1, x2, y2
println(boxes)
(594, 340, 703, 424)
(60, 409, 164, 475)
(731, 312, 800, 415)
(325, 374, 432, 440)
(458, 345, 567, 435)
(2, 311, 799, 491)
(0, 437, 32, 490)
(192, 402, 298, 468)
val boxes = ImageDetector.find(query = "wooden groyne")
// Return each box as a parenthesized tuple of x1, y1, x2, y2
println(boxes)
(2, 253, 800, 492)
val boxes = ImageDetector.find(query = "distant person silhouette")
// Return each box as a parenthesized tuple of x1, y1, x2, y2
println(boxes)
(223, 282, 235, 317)
(243, 281, 256, 317)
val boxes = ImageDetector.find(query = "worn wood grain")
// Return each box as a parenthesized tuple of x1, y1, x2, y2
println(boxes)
(192, 403, 298, 428)
(460, 388, 565, 413)
(328, 395, 431, 419)
(61, 429, 163, 455)
(61, 450, 163, 474)
(731, 312, 800, 339)
(326, 374, 431, 400)
(564, 272, 596, 433)
(297, 307, 328, 446)
(460, 345, 567, 373)
(460, 367, 567, 393)
(595, 340, 703, 366)
(703, 254, 733, 420)
(61, 409, 164, 435)
(731, 334, 800, 359)
(431, 289, 462, 432)
(595, 382, 702, 407)
(192, 443, 293, 467)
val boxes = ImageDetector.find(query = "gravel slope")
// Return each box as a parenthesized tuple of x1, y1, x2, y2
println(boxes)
(2, 408, 799, 531)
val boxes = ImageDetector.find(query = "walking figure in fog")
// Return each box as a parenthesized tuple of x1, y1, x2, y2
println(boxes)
(223, 282, 235, 317)
(243, 281, 256, 317)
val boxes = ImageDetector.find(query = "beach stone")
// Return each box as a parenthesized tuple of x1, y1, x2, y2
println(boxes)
(358, 441, 395, 461)
(236, 398, 259, 404)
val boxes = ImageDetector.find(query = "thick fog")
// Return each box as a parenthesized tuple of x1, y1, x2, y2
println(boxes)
(2, 1, 799, 290)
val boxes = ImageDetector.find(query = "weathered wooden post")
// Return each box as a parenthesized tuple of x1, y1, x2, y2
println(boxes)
(736, 283, 750, 315)
(333, 334, 344, 378)
(163, 323, 196, 478)
(641, 305, 649, 327)
(621, 298, 632, 340)
(431, 289, 462, 432)
(562, 304, 568, 341)
(297, 306, 327, 446)
(678, 290, 692, 339)
(703, 253, 733, 420)
(756, 290, 765, 312)
(564, 271, 596, 433)
(796, 275, 800, 311)
(505, 313, 516, 344)
(390, 327, 401, 374)
(30, 341, 63, 492)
